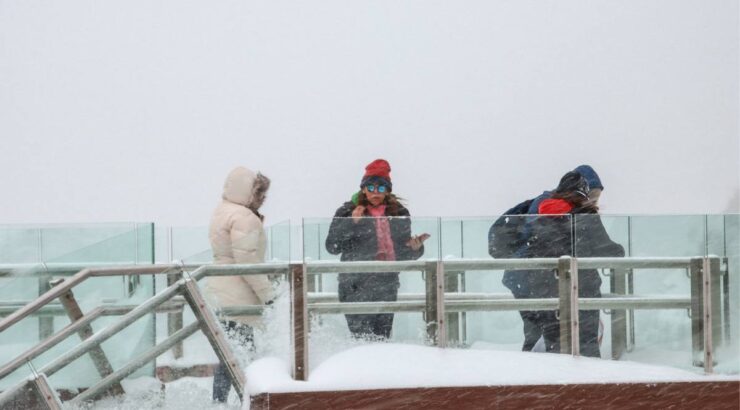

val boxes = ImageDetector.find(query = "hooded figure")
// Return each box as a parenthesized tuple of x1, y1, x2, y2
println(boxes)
(205, 166, 274, 402)
(205, 166, 273, 323)
(524, 171, 624, 358)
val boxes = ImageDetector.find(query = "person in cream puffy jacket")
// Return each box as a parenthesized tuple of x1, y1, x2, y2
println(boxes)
(205, 166, 274, 402)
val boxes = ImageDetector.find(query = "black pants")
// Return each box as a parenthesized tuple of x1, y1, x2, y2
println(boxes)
(213, 320, 253, 402)
(338, 276, 399, 340)
(519, 310, 543, 351)
(538, 309, 601, 358)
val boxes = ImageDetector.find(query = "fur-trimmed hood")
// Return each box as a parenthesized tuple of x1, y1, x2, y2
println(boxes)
(222, 166, 256, 206)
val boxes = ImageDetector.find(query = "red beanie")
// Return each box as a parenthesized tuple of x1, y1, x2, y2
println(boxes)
(360, 159, 392, 190)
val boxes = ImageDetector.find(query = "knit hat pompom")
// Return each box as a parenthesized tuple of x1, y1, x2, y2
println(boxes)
(360, 159, 392, 191)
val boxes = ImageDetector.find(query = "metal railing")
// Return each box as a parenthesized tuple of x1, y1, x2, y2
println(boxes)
(0, 256, 729, 408)
(0, 263, 291, 409)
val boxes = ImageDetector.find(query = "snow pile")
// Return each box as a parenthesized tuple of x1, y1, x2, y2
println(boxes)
(74, 377, 231, 410)
(246, 343, 737, 395)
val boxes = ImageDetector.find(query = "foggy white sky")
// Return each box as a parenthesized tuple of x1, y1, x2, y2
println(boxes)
(1, 0, 738, 227)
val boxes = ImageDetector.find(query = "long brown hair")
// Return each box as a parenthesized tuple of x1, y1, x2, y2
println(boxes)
(550, 191, 599, 213)
(357, 192, 405, 215)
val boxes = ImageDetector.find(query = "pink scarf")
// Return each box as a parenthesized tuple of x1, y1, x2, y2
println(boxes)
(367, 205, 396, 261)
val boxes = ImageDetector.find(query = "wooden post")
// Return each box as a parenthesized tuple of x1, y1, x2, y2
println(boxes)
(30, 374, 64, 410)
(436, 261, 447, 348)
(181, 278, 246, 400)
(558, 256, 578, 355)
(55, 283, 125, 396)
(291, 263, 308, 381)
(166, 272, 184, 359)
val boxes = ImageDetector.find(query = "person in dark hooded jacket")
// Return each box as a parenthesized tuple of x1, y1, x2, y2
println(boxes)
(325, 159, 427, 339)
(500, 165, 615, 352)
(525, 171, 624, 357)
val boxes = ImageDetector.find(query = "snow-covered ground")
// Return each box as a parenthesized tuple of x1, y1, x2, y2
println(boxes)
(74, 376, 232, 410)
(245, 343, 737, 396)
(80, 343, 737, 410)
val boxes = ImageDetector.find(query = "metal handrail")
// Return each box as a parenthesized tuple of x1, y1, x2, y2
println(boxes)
(0, 262, 205, 277)
(0, 255, 725, 407)
(0, 264, 186, 333)
(304, 260, 427, 274)
(0, 262, 294, 330)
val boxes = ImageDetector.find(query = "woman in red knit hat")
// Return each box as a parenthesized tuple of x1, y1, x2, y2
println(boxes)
(325, 159, 429, 340)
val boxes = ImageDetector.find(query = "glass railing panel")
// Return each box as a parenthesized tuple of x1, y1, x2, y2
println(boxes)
(266, 220, 291, 262)
(709, 214, 739, 374)
(0, 224, 158, 396)
(627, 215, 707, 257)
(706, 214, 726, 257)
(32, 223, 153, 264)
(443, 215, 572, 352)
(573, 215, 704, 371)
(303, 216, 439, 370)
(170, 226, 211, 263)
(0, 226, 41, 263)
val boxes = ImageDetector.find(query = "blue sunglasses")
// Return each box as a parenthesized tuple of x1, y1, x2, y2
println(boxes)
(365, 184, 388, 193)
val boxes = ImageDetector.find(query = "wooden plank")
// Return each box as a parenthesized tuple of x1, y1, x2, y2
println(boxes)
(57, 288, 125, 397)
(166, 272, 184, 359)
(181, 279, 246, 400)
(291, 263, 308, 381)
(251, 381, 740, 410)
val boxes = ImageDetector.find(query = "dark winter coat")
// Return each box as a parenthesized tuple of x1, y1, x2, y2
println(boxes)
(500, 191, 550, 294)
(325, 201, 424, 299)
(508, 200, 624, 298)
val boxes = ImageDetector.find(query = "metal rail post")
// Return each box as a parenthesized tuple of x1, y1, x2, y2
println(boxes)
(689, 257, 704, 366)
(702, 256, 721, 374)
(291, 263, 308, 381)
(708, 257, 722, 353)
(610, 268, 627, 360)
(38, 269, 53, 341)
(181, 278, 246, 400)
(444, 270, 460, 345)
(54, 283, 125, 396)
(424, 262, 438, 344)
(721, 257, 730, 345)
